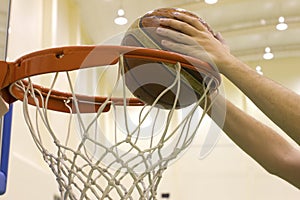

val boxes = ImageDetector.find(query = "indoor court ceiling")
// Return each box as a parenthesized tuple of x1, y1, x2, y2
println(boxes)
(0, 0, 300, 62)
(74, 0, 300, 62)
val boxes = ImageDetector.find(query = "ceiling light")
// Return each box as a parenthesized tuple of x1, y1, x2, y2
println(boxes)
(276, 16, 288, 31)
(114, 8, 128, 25)
(263, 47, 274, 60)
(117, 8, 125, 16)
(260, 19, 267, 25)
(256, 65, 263, 75)
(204, 0, 218, 4)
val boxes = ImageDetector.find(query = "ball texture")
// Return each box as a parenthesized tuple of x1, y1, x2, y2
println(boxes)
(121, 8, 217, 109)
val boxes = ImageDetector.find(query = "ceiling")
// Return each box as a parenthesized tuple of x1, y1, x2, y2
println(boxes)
(1, 0, 300, 62)
(74, 0, 300, 62)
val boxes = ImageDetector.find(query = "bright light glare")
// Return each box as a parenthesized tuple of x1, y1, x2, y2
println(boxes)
(276, 16, 288, 31)
(205, 0, 218, 4)
(256, 65, 263, 75)
(114, 8, 127, 25)
(117, 8, 125, 16)
(263, 47, 274, 60)
(114, 16, 128, 25)
(276, 23, 288, 31)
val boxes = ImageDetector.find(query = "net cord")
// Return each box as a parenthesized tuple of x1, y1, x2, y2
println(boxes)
(15, 55, 216, 199)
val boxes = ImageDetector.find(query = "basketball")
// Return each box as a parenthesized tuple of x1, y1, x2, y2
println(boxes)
(121, 8, 217, 109)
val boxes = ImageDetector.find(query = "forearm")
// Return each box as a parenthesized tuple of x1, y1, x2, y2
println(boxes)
(222, 58, 300, 144)
(156, 12, 300, 188)
(208, 95, 300, 188)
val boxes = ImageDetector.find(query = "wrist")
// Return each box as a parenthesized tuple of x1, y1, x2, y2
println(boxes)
(217, 55, 246, 76)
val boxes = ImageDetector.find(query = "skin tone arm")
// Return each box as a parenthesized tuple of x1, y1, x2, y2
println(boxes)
(156, 12, 300, 189)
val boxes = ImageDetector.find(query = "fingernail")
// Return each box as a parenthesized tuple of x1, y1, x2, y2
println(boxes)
(159, 18, 166, 22)
(156, 27, 163, 33)
(161, 40, 169, 45)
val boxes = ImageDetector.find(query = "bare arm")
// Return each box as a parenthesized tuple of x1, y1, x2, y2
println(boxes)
(158, 13, 300, 145)
(156, 12, 300, 188)
(217, 95, 300, 189)
(222, 58, 300, 145)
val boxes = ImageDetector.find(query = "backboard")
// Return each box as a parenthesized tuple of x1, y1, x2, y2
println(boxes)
(0, 0, 12, 195)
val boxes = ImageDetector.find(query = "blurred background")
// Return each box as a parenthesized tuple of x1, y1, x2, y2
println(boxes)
(0, 0, 299, 199)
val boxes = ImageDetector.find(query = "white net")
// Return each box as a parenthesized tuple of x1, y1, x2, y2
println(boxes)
(11, 53, 218, 200)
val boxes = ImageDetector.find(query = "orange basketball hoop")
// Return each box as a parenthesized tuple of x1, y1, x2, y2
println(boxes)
(0, 45, 221, 199)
